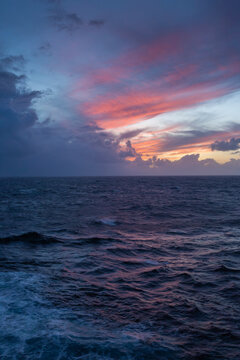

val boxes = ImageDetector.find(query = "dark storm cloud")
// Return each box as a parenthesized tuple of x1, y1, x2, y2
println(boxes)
(0, 56, 130, 174)
(211, 138, 240, 151)
(0, 57, 41, 158)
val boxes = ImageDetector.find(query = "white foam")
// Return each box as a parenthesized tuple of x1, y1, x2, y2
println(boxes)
(144, 259, 160, 266)
(100, 218, 117, 226)
(0, 271, 68, 357)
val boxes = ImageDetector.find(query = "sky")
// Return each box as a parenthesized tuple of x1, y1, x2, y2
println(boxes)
(0, 0, 240, 176)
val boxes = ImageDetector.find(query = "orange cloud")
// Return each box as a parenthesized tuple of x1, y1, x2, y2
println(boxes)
(73, 32, 183, 92)
(71, 25, 240, 132)
(82, 83, 227, 129)
(131, 129, 240, 161)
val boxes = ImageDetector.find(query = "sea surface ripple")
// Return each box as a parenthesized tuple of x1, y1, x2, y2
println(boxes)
(0, 176, 240, 359)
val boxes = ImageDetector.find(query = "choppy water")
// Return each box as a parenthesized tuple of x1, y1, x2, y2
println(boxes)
(0, 176, 240, 360)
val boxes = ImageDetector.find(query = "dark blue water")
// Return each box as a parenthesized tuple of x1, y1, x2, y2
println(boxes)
(0, 177, 240, 359)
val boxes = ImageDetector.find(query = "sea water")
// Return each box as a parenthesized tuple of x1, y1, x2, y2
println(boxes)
(0, 176, 240, 359)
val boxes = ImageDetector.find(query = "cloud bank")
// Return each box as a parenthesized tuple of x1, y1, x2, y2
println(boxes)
(0, 0, 239, 175)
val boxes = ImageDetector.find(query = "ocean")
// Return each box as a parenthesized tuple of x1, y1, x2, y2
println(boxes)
(0, 176, 240, 359)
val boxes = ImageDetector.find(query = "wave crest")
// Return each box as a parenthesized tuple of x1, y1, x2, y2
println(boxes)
(0, 232, 61, 244)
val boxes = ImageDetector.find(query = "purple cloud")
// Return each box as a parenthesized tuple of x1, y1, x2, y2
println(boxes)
(211, 138, 240, 151)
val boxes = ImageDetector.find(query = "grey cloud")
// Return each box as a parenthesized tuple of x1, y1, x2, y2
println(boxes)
(49, 14, 106, 32)
(230, 122, 240, 132)
(0, 57, 135, 175)
(118, 129, 143, 141)
(46, 1, 105, 33)
(49, 12, 83, 32)
(0, 57, 41, 159)
(151, 129, 215, 153)
(144, 124, 240, 155)
(119, 140, 137, 158)
(211, 138, 240, 151)
(89, 19, 105, 27)
(0, 55, 25, 71)
(130, 154, 240, 176)
(0, 122, 129, 176)
(2, 109, 240, 175)
(38, 42, 51, 54)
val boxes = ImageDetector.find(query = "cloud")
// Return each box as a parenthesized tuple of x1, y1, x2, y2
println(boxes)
(89, 19, 105, 27)
(0, 53, 135, 175)
(46, 2, 105, 33)
(1, 73, 240, 176)
(38, 42, 51, 54)
(49, 12, 83, 32)
(0, 56, 41, 158)
(80, 57, 239, 129)
(49, 14, 106, 32)
(211, 138, 240, 151)
(0, 55, 133, 175)
(0, 55, 25, 71)
(130, 153, 240, 176)
(118, 129, 143, 141)
(119, 140, 137, 158)
(128, 119, 240, 160)
(1, 0, 240, 175)
(48, 13, 106, 32)
(71, 11, 240, 130)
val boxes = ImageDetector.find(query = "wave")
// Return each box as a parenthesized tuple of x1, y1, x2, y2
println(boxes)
(73, 236, 117, 245)
(214, 264, 240, 273)
(0, 232, 119, 246)
(140, 267, 167, 278)
(94, 218, 118, 226)
(223, 219, 240, 226)
(0, 232, 61, 244)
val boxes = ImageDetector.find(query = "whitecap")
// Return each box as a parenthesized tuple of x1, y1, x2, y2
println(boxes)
(144, 259, 160, 266)
(99, 218, 117, 226)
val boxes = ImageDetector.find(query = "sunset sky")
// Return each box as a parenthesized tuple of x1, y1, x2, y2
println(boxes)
(1, 0, 240, 175)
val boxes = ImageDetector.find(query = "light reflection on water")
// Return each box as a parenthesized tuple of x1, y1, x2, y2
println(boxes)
(0, 176, 240, 359)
